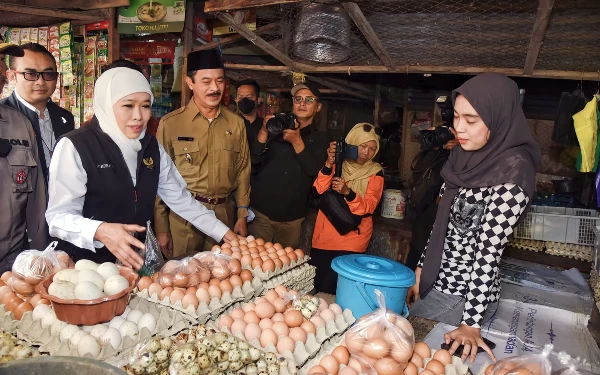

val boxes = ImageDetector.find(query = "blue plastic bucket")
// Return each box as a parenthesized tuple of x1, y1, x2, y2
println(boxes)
(332, 254, 415, 319)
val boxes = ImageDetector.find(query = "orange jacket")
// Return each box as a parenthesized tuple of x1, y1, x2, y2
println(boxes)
(311, 168, 384, 252)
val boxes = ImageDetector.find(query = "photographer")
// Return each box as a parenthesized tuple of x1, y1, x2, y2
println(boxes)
(309, 123, 384, 294)
(248, 82, 329, 248)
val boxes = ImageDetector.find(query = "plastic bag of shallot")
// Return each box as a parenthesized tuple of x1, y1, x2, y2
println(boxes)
(489, 344, 553, 375)
(344, 289, 415, 375)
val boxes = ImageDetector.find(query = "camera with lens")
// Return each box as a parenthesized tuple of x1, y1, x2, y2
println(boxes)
(266, 113, 297, 136)
(334, 139, 359, 178)
(418, 95, 455, 149)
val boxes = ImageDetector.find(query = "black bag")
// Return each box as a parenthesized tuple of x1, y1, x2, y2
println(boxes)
(407, 148, 449, 221)
(318, 190, 365, 235)
(552, 90, 587, 146)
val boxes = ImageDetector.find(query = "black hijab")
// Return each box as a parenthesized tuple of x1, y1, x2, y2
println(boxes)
(419, 73, 541, 298)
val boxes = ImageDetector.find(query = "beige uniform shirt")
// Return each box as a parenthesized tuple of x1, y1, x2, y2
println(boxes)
(155, 100, 250, 233)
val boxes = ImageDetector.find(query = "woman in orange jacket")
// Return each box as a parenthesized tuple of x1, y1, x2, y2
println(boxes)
(309, 123, 385, 294)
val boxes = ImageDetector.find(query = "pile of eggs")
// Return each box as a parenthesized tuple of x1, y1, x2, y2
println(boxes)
(407, 342, 454, 375)
(0, 272, 51, 321)
(33, 303, 157, 357)
(215, 236, 306, 273)
(47, 260, 130, 300)
(307, 341, 454, 375)
(137, 269, 253, 310)
(217, 285, 342, 355)
(9, 249, 74, 297)
(152, 253, 243, 289)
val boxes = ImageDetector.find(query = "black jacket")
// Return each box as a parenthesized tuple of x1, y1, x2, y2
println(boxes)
(0, 92, 75, 180)
(250, 125, 329, 222)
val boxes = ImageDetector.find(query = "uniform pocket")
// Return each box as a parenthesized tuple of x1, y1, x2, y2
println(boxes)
(172, 140, 200, 176)
(221, 138, 240, 170)
(7, 149, 37, 193)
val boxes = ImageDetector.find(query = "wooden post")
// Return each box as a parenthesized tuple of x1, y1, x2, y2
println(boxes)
(374, 83, 381, 127)
(399, 90, 410, 177)
(107, 8, 119, 63)
(181, 1, 195, 107)
(524, 0, 555, 75)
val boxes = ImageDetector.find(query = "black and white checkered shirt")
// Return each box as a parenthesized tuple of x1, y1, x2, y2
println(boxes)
(418, 183, 529, 328)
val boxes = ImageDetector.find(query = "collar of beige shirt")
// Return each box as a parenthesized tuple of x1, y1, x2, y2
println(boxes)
(187, 98, 223, 122)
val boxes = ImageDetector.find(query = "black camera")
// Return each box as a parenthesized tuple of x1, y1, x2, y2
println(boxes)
(266, 113, 297, 136)
(334, 140, 359, 177)
(418, 95, 455, 149)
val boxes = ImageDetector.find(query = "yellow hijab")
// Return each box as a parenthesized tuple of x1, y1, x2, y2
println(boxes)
(341, 123, 383, 197)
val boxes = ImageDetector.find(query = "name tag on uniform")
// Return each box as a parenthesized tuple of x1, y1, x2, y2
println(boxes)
(177, 137, 194, 141)
(97, 164, 113, 169)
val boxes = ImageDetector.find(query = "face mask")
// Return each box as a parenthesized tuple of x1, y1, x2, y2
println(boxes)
(237, 97, 256, 115)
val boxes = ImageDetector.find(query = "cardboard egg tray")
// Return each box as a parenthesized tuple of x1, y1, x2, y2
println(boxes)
(245, 256, 311, 281)
(260, 263, 316, 293)
(300, 335, 471, 375)
(12, 296, 190, 360)
(136, 275, 263, 322)
(209, 300, 356, 369)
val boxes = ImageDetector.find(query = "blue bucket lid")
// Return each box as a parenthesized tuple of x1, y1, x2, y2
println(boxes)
(332, 254, 415, 287)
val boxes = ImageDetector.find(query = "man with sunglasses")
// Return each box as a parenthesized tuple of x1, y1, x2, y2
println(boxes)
(248, 82, 329, 248)
(1, 42, 74, 181)
(0, 42, 48, 272)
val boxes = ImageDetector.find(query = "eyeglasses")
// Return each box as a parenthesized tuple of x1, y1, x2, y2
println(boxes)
(16, 71, 60, 82)
(293, 96, 318, 104)
(363, 124, 383, 136)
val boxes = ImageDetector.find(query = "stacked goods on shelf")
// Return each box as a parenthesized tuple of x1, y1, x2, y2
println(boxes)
(119, 324, 296, 375)
(82, 35, 96, 122)
(544, 242, 593, 261)
(135, 255, 263, 321)
(216, 286, 356, 368)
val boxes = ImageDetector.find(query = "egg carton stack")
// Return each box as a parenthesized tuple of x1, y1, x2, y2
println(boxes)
(212, 298, 356, 368)
(136, 275, 263, 323)
(246, 255, 311, 282)
(12, 296, 189, 360)
(590, 268, 600, 312)
(508, 238, 545, 252)
(261, 263, 316, 294)
(545, 241, 593, 262)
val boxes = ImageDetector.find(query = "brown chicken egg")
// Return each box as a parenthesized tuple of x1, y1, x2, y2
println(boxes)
(284, 310, 304, 328)
(363, 337, 390, 359)
(348, 357, 363, 372)
(241, 255, 253, 267)
(220, 248, 233, 256)
(375, 357, 402, 375)
(13, 301, 33, 320)
(410, 353, 424, 368)
(255, 238, 265, 246)
(219, 280, 233, 294)
(262, 260, 276, 273)
(229, 275, 243, 288)
(404, 362, 418, 375)
(2, 292, 17, 305)
(218, 315, 234, 330)
(231, 319, 247, 335)
(208, 285, 222, 299)
(157, 273, 174, 287)
(232, 252, 242, 260)
(279, 255, 291, 266)
(172, 272, 190, 288)
(231, 308, 245, 320)
(301, 320, 316, 335)
(425, 359, 445, 375)
(259, 318, 273, 330)
(251, 258, 264, 269)
(319, 355, 340, 375)
(277, 336, 296, 355)
(273, 243, 283, 251)
(187, 274, 202, 287)
(195, 287, 210, 303)
(28, 294, 42, 307)
(170, 288, 185, 304)
(289, 327, 307, 343)
(137, 276, 153, 291)
(6, 297, 23, 312)
(265, 290, 279, 302)
(433, 349, 452, 366)
(243, 302, 256, 312)
(264, 242, 273, 249)
(186, 286, 198, 295)
(255, 302, 275, 319)
(0, 285, 13, 301)
(287, 252, 298, 262)
(272, 298, 288, 313)
(37, 299, 50, 306)
(331, 346, 350, 365)
(260, 328, 278, 347)
(272, 313, 285, 322)
(307, 365, 327, 375)
(485, 364, 495, 375)
(228, 259, 242, 275)
(181, 293, 199, 310)
(239, 270, 253, 282)
(271, 321, 290, 337)
(273, 259, 283, 269)
(243, 311, 260, 324)
(1, 272, 11, 283)
(339, 367, 358, 375)
(294, 249, 305, 259)
(276, 249, 286, 257)
(413, 342, 431, 360)
(244, 322, 262, 341)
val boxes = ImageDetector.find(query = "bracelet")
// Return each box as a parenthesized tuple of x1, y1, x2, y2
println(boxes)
(237, 206, 249, 209)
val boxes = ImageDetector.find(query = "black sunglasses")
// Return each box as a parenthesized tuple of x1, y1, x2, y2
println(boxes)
(17, 71, 60, 82)
(363, 124, 383, 136)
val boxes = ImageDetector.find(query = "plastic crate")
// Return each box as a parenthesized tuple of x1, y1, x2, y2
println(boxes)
(513, 205, 600, 246)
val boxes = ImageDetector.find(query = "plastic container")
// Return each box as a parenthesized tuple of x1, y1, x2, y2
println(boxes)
(36, 265, 139, 325)
(0, 356, 126, 375)
(381, 189, 406, 219)
(331, 254, 415, 318)
(513, 205, 600, 245)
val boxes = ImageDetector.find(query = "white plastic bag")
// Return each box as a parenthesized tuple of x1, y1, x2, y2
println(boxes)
(556, 352, 594, 375)
(490, 344, 553, 375)
(344, 289, 415, 375)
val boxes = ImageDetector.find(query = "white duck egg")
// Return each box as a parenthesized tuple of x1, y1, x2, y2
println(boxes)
(59, 325, 81, 343)
(75, 259, 99, 271)
(103, 275, 129, 296)
(137, 313, 157, 333)
(77, 334, 101, 357)
(53, 269, 80, 284)
(41, 310, 57, 328)
(119, 321, 139, 340)
(48, 280, 76, 299)
(77, 269, 105, 290)
(32, 304, 52, 321)
(96, 262, 120, 281)
(120, 306, 131, 319)
(90, 324, 109, 339)
(82, 325, 94, 333)
(126, 309, 143, 324)
(100, 327, 122, 349)
(74, 281, 104, 300)
(69, 330, 87, 347)
(51, 319, 68, 335)
(109, 316, 126, 330)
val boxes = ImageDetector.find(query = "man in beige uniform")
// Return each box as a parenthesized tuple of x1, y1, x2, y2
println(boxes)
(155, 49, 250, 257)
(0, 42, 48, 272)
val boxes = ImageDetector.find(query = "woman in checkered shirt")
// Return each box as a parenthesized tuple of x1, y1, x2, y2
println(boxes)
(406, 73, 540, 363)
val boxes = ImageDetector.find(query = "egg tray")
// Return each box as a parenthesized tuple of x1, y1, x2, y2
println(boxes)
(245, 256, 311, 281)
(0, 304, 27, 334)
(135, 275, 264, 322)
(209, 302, 356, 369)
(419, 350, 472, 375)
(260, 264, 316, 292)
(14, 296, 191, 360)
